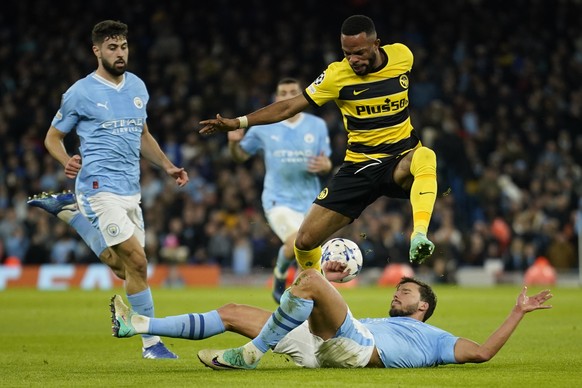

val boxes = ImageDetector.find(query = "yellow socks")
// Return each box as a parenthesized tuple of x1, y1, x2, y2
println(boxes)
(293, 245, 322, 272)
(409, 147, 437, 236)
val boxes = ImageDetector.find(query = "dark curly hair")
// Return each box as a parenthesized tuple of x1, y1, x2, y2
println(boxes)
(341, 15, 376, 36)
(91, 20, 128, 45)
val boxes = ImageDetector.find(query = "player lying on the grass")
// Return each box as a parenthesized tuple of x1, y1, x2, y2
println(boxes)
(110, 261, 552, 369)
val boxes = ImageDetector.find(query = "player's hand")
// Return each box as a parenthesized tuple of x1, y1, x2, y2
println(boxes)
(514, 286, 553, 314)
(322, 260, 351, 282)
(199, 114, 240, 135)
(65, 155, 82, 179)
(167, 167, 189, 187)
(307, 152, 332, 174)
(227, 128, 245, 142)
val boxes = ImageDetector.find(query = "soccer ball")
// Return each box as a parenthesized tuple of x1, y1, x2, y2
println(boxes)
(321, 238, 363, 283)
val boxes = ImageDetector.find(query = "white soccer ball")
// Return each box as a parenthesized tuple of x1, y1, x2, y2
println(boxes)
(321, 238, 363, 283)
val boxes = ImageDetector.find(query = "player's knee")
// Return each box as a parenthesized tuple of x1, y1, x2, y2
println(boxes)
(294, 233, 317, 251)
(123, 249, 148, 278)
(413, 146, 436, 165)
(411, 146, 436, 175)
(108, 265, 125, 280)
(99, 249, 126, 279)
(216, 303, 240, 329)
(291, 269, 324, 291)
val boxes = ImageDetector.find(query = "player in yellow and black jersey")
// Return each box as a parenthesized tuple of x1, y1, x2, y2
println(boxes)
(200, 15, 437, 274)
(305, 42, 417, 164)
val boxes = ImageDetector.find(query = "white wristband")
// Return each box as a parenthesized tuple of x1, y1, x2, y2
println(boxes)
(237, 115, 249, 129)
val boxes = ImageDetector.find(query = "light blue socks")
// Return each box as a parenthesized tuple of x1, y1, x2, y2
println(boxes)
(149, 311, 225, 339)
(252, 290, 314, 352)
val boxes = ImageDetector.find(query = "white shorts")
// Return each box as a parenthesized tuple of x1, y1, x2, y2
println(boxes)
(265, 206, 305, 242)
(78, 192, 145, 247)
(273, 310, 375, 368)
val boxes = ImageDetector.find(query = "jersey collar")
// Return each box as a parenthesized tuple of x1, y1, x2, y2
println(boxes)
(92, 72, 126, 91)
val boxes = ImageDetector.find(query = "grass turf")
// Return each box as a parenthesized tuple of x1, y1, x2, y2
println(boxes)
(0, 285, 580, 387)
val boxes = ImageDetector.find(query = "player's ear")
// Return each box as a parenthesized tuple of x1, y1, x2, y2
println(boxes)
(418, 300, 429, 312)
(92, 45, 100, 58)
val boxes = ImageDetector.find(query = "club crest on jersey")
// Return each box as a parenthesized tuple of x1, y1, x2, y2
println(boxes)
(317, 187, 329, 200)
(133, 97, 144, 109)
(304, 133, 314, 143)
(399, 74, 409, 89)
(106, 223, 120, 237)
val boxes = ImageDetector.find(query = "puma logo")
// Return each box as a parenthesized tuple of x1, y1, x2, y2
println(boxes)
(96, 102, 109, 110)
(353, 88, 369, 96)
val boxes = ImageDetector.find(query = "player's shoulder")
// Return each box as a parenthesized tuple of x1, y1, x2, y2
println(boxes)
(383, 43, 413, 61)
(326, 58, 350, 74)
(63, 73, 96, 97)
(124, 71, 143, 82)
(315, 59, 354, 87)
(124, 71, 146, 87)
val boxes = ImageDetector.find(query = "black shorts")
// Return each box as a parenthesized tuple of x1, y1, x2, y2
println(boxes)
(314, 156, 409, 220)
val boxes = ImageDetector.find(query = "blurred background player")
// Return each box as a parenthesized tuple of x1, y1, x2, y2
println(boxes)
(228, 78, 332, 303)
(28, 20, 188, 359)
(200, 15, 438, 270)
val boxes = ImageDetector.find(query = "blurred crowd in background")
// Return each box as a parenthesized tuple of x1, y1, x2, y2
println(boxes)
(0, 0, 580, 282)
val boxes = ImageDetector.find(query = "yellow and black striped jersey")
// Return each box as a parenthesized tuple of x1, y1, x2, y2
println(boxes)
(304, 43, 420, 163)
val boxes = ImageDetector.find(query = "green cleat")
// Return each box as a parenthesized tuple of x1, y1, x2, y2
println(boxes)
(409, 233, 435, 264)
(110, 295, 138, 338)
(198, 347, 260, 370)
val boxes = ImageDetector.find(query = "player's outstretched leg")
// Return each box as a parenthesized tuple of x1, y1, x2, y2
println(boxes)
(198, 346, 261, 370)
(110, 295, 139, 338)
(27, 191, 78, 222)
(28, 190, 108, 258)
(409, 233, 435, 264)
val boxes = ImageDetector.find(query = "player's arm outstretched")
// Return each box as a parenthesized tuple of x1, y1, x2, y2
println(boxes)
(199, 94, 310, 135)
(453, 287, 553, 364)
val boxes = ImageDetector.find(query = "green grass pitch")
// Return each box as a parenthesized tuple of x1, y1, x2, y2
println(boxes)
(0, 285, 580, 387)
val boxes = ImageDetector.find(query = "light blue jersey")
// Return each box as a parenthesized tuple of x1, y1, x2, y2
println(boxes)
(240, 113, 331, 213)
(52, 72, 148, 196)
(361, 316, 459, 368)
